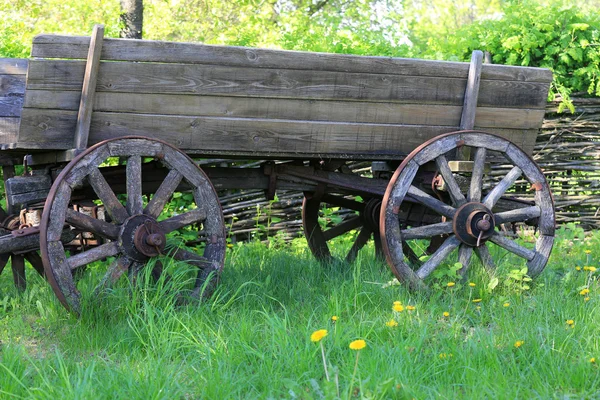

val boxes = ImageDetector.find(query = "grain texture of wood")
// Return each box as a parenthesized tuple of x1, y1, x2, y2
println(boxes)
(400, 221, 453, 240)
(16, 108, 537, 157)
(0, 58, 28, 75)
(67, 241, 120, 270)
(88, 167, 129, 224)
(126, 155, 143, 216)
(416, 236, 461, 279)
(22, 90, 546, 130)
(489, 232, 536, 260)
(65, 208, 120, 239)
(74, 24, 104, 150)
(460, 50, 484, 130)
(25, 60, 550, 109)
(31, 35, 553, 83)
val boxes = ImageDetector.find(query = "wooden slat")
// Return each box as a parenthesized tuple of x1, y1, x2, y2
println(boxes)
(74, 24, 104, 150)
(460, 50, 483, 130)
(25, 60, 550, 109)
(0, 117, 19, 144)
(0, 58, 28, 75)
(0, 74, 26, 118)
(22, 90, 547, 130)
(16, 108, 538, 157)
(31, 35, 553, 83)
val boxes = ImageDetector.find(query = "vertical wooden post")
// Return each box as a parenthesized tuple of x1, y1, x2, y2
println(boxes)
(459, 50, 484, 131)
(74, 24, 105, 151)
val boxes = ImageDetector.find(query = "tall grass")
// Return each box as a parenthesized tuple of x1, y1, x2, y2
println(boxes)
(0, 225, 599, 399)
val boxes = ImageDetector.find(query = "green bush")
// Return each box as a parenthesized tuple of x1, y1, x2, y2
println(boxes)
(428, 1, 600, 111)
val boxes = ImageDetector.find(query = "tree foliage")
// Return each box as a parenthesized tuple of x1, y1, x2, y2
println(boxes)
(1, 0, 598, 107)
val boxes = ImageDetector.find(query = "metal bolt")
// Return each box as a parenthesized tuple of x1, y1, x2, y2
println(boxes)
(146, 233, 164, 247)
(476, 219, 491, 231)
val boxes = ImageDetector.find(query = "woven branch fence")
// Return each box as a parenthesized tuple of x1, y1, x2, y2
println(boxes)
(216, 95, 600, 242)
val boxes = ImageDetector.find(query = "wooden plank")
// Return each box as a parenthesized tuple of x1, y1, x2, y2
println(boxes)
(25, 60, 550, 109)
(460, 50, 483, 130)
(23, 90, 547, 130)
(16, 108, 538, 157)
(31, 35, 553, 83)
(1, 74, 26, 94)
(0, 117, 19, 144)
(0, 58, 28, 75)
(74, 24, 104, 150)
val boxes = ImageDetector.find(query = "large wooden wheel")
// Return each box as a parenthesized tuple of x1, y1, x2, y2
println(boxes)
(40, 137, 226, 314)
(303, 192, 383, 263)
(381, 131, 554, 290)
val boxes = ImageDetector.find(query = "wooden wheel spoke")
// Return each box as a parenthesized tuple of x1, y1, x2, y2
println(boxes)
(435, 154, 466, 207)
(494, 206, 541, 225)
(402, 242, 422, 266)
(126, 155, 143, 216)
(93, 256, 132, 294)
(0, 254, 9, 275)
(322, 216, 362, 241)
(407, 186, 456, 219)
(172, 247, 214, 269)
(321, 194, 366, 212)
(24, 252, 45, 277)
(11, 254, 26, 291)
(488, 232, 536, 261)
(67, 242, 120, 270)
(475, 244, 496, 274)
(158, 207, 207, 233)
(66, 208, 120, 239)
(400, 221, 453, 240)
(458, 245, 473, 276)
(483, 166, 522, 209)
(468, 147, 486, 202)
(345, 227, 372, 263)
(416, 236, 460, 279)
(89, 167, 129, 224)
(144, 169, 184, 218)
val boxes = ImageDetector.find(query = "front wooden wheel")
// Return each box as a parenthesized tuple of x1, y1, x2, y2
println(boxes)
(40, 137, 226, 314)
(380, 131, 555, 290)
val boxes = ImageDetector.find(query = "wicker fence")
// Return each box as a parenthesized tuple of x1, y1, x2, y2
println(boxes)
(219, 95, 600, 242)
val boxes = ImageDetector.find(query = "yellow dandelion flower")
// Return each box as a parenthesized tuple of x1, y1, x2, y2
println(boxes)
(580, 288, 590, 296)
(447, 282, 456, 287)
(583, 266, 591, 271)
(589, 267, 597, 273)
(566, 319, 574, 326)
(393, 304, 405, 312)
(406, 305, 416, 311)
(591, 357, 596, 364)
(584, 250, 592, 254)
(393, 301, 402, 306)
(472, 298, 482, 303)
(386, 319, 398, 327)
(331, 316, 338, 322)
(349, 339, 366, 350)
(443, 311, 450, 317)
(576, 266, 582, 271)
(469, 282, 476, 287)
(311, 329, 328, 342)
(514, 340, 524, 348)
(503, 302, 510, 307)
(439, 353, 453, 359)
(476, 306, 481, 311)
(584, 297, 590, 302)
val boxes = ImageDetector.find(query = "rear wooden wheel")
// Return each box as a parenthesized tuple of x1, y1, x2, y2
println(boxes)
(40, 137, 226, 314)
(302, 192, 383, 264)
(380, 131, 554, 290)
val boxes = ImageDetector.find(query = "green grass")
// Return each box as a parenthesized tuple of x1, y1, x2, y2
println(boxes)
(0, 226, 599, 399)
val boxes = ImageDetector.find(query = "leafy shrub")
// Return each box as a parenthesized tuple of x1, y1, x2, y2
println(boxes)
(429, 1, 600, 111)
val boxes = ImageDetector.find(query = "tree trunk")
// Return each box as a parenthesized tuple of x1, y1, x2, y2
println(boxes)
(120, 0, 144, 39)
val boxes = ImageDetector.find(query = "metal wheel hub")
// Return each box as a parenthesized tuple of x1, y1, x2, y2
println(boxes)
(119, 214, 166, 261)
(363, 198, 382, 232)
(453, 202, 495, 247)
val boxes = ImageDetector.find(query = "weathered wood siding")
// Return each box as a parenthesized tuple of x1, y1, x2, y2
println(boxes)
(15, 35, 552, 159)
(0, 58, 27, 146)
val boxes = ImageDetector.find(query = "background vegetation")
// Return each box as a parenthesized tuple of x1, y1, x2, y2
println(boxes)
(1, 0, 599, 107)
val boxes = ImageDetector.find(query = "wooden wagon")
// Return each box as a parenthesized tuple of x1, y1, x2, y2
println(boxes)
(0, 25, 554, 314)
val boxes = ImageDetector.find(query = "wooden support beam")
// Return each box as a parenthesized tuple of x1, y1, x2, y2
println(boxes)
(74, 24, 105, 151)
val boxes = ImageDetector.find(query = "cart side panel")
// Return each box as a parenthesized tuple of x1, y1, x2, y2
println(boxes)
(0, 58, 27, 147)
(15, 35, 552, 159)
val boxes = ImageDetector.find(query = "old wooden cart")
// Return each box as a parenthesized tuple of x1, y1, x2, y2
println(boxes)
(0, 26, 554, 314)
